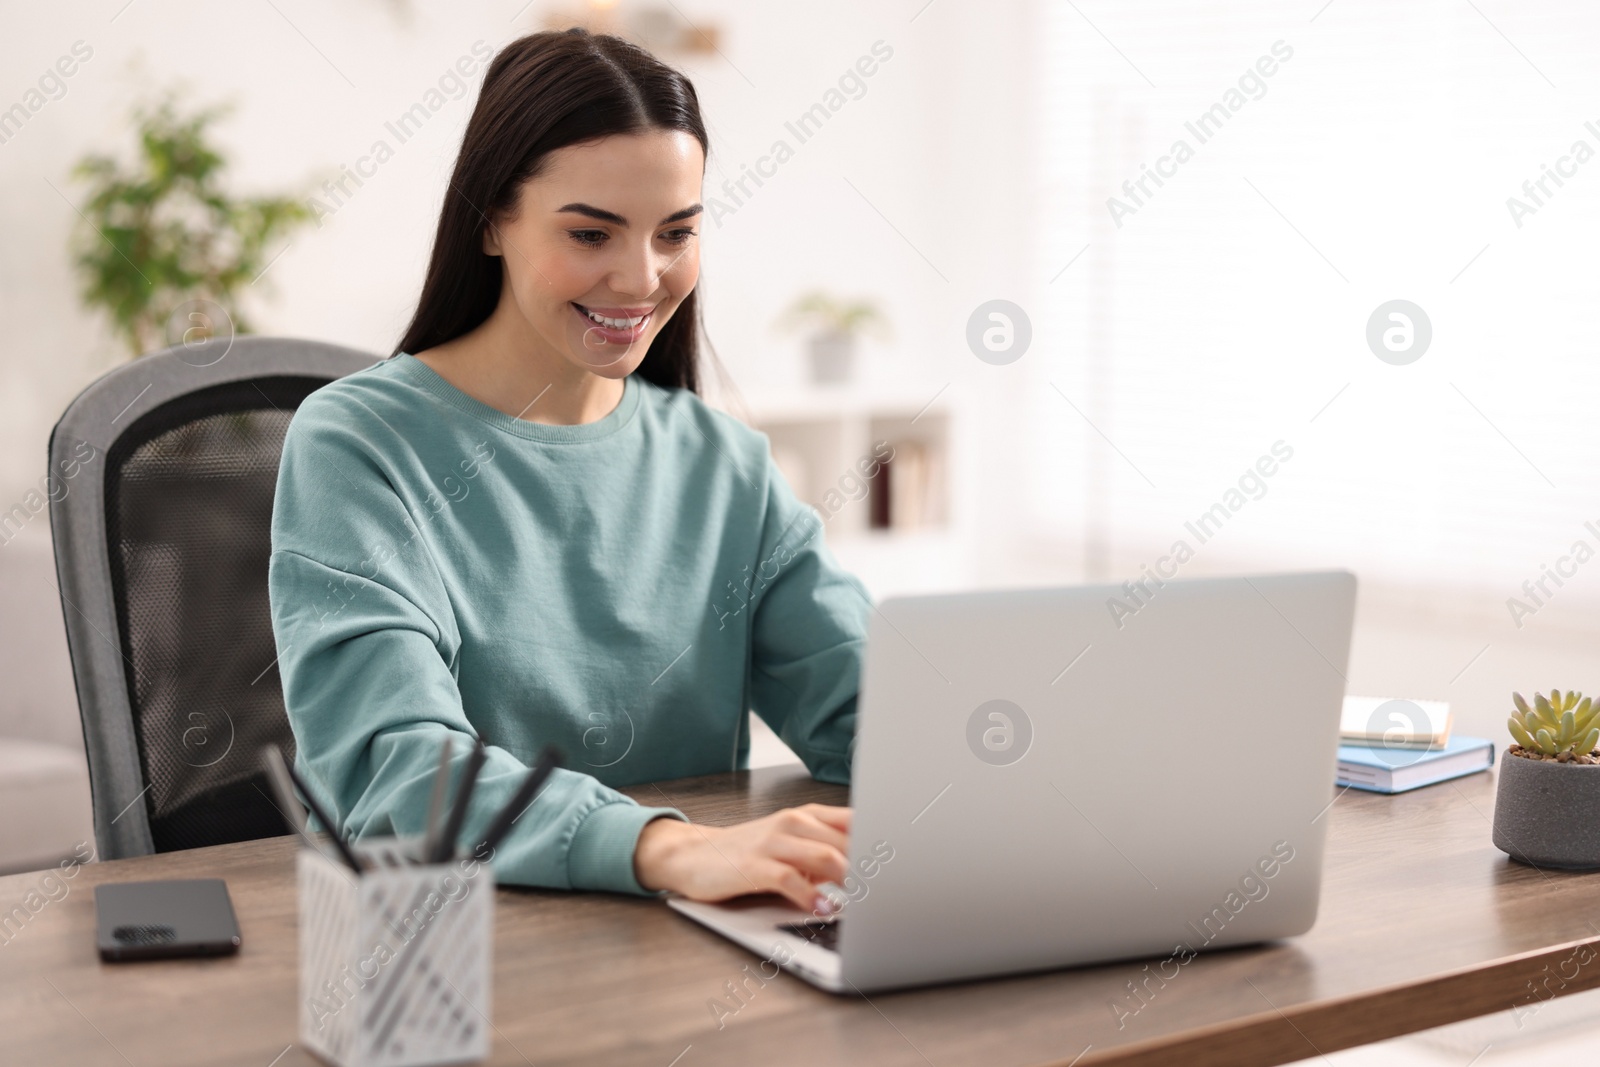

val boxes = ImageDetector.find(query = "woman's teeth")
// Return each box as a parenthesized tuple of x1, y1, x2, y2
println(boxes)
(579, 306, 647, 329)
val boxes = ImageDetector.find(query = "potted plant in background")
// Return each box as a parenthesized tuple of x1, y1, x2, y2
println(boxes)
(69, 90, 315, 358)
(1492, 690, 1600, 869)
(775, 291, 890, 385)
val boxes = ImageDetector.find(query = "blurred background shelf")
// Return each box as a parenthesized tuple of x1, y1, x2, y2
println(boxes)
(741, 383, 952, 545)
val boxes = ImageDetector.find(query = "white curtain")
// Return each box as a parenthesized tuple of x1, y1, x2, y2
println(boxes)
(1031, 0, 1600, 619)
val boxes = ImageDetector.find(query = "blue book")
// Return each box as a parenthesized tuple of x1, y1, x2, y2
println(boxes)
(1336, 735, 1496, 794)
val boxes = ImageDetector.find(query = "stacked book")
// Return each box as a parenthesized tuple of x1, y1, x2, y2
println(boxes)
(1336, 696, 1495, 794)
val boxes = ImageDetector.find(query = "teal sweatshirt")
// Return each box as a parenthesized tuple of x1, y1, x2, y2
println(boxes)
(267, 353, 869, 895)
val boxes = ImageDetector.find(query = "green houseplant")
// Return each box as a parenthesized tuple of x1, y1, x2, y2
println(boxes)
(69, 91, 314, 358)
(774, 291, 890, 385)
(1492, 690, 1600, 869)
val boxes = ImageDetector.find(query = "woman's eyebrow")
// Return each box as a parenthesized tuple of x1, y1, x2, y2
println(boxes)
(660, 204, 704, 224)
(555, 203, 704, 226)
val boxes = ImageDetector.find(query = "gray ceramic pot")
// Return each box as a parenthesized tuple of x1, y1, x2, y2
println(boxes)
(1492, 751, 1600, 869)
(808, 332, 856, 384)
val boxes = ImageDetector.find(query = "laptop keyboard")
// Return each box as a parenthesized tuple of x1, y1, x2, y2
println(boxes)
(777, 918, 841, 952)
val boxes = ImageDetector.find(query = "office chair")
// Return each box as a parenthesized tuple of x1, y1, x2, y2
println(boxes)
(48, 336, 380, 860)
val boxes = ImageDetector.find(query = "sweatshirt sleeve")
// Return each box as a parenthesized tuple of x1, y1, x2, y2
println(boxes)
(745, 452, 872, 785)
(267, 395, 685, 895)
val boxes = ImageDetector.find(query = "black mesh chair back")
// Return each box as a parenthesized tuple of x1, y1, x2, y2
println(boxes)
(49, 337, 380, 859)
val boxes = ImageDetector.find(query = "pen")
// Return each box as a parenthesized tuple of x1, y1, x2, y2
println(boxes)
(281, 756, 366, 876)
(429, 739, 487, 864)
(418, 736, 454, 864)
(259, 743, 308, 838)
(469, 745, 564, 862)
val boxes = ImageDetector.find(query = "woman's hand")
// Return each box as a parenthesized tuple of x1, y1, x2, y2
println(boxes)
(634, 803, 853, 913)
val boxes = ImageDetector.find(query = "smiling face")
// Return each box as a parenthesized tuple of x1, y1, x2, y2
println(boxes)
(483, 129, 705, 379)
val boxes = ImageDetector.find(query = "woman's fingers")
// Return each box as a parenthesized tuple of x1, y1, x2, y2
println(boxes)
(765, 833, 849, 887)
(751, 858, 829, 913)
(800, 803, 852, 832)
(775, 808, 850, 856)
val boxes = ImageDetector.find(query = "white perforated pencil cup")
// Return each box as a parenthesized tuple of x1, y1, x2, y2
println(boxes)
(297, 838, 493, 1067)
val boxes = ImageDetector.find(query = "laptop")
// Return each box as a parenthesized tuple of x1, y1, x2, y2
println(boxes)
(668, 570, 1357, 993)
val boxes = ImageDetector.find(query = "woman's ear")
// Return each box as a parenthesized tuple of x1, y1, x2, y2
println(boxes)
(482, 219, 502, 257)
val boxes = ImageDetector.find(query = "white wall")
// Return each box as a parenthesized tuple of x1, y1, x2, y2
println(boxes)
(8, 0, 1600, 757)
(0, 0, 1029, 502)
(0, 0, 1040, 753)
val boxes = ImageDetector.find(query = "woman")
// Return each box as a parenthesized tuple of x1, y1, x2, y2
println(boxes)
(267, 29, 868, 916)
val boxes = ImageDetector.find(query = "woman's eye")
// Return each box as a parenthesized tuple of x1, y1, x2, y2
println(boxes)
(568, 230, 607, 247)
(661, 228, 697, 245)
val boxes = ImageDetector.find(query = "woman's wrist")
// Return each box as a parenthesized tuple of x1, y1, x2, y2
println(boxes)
(634, 815, 694, 892)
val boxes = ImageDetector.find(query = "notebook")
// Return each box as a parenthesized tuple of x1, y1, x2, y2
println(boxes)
(1339, 696, 1453, 750)
(1336, 735, 1495, 794)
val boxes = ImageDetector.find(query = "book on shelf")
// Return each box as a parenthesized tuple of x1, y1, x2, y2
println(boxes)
(867, 439, 943, 531)
(1339, 695, 1452, 750)
(869, 448, 891, 529)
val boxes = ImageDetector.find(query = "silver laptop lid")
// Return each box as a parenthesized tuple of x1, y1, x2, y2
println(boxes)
(839, 571, 1356, 991)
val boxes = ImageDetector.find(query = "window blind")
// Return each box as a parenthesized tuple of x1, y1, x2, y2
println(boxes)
(1032, 0, 1600, 619)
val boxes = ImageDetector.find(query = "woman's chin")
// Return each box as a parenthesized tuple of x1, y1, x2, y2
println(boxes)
(566, 347, 647, 378)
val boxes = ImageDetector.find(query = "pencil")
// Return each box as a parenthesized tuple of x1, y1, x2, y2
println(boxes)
(429, 739, 487, 864)
(419, 736, 454, 864)
(470, 745, 564, 861)
(281, 756, 365, 876)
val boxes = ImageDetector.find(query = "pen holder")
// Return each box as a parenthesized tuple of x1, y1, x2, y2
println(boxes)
(297, 838, 493, 1067)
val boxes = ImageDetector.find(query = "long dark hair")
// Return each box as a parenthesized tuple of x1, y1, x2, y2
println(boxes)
(396, 29, 710, 393)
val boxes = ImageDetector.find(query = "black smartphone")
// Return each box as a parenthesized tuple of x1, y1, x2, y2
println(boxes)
(94, 879, 242, 962)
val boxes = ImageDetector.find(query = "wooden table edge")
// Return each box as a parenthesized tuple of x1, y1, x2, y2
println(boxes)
(1060, 932, 1600, 1067)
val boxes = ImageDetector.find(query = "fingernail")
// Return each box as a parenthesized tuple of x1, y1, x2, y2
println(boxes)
(813, 894, 835, 916)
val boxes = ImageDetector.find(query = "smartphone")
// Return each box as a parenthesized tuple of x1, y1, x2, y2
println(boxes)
(95, 879, 242, 962)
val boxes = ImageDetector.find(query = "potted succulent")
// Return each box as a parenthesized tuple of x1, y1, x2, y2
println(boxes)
(1492, 690, 1600, 869)
(774, 291, 890, 385)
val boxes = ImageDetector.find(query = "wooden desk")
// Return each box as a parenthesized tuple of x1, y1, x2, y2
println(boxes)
(2, 764, 1597, 1067)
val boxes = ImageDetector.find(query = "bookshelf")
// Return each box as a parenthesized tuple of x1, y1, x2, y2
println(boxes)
(737, 385, 955, 573)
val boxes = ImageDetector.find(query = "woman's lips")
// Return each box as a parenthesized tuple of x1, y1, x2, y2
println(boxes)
(572, 302, 653, 345)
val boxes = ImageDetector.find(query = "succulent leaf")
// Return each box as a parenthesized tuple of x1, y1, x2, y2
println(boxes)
(1513, 692, 1531, 716)
(1509, 717, 1538, 750)
(1535, 727, 1557, 754)
(1582, 727, 1600, 756)
(1576, 702, 1599, 735)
